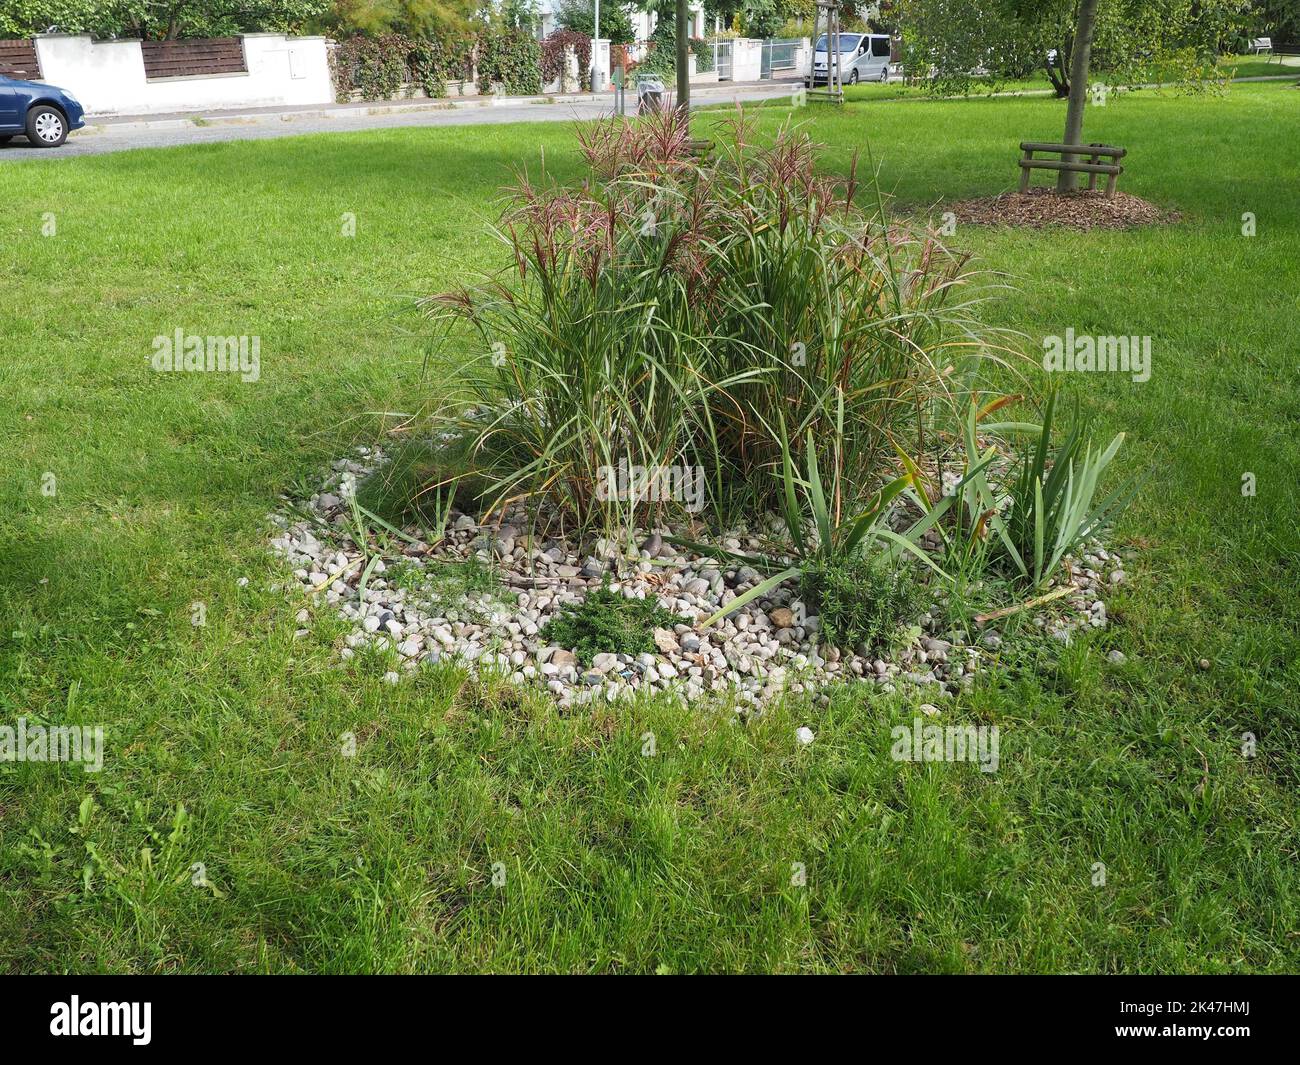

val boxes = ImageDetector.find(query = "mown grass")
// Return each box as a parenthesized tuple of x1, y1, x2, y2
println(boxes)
(1, 83, 1297, 973)
(838, 54, 1298, 102)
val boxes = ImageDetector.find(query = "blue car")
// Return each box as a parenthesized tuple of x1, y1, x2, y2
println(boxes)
(0, 74, 85, 148)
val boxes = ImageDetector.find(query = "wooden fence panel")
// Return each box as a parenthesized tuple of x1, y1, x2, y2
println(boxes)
(0, 40, 41, 80)
(141, 37, 247, 80)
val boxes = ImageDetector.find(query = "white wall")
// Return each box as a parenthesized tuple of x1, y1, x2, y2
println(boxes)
(731, 38, 764, 82)
(34, 33, 334, 117)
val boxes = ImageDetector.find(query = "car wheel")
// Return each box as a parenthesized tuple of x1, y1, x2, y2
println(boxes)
(27, 105, 67, 148)
(880, 67, 890, 83)
(848, 69, 859, 84)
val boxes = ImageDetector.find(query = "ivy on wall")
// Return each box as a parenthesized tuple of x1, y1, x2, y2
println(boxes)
(691, 35, 714, 72)
(541, 28, 591, 90)
(476, 27, 541, 95)
(330, 30, 474, 101)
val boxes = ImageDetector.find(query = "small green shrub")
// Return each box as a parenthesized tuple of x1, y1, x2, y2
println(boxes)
(410, 34, 474, 98)
(388, 556, 499, 601)
(801, 554, 920, 651)
(540, 584, 678, 664)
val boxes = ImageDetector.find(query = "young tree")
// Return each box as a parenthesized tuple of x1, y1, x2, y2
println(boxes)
(557, 0, 637, 43)
(1057, 0, 1099, 189)
(321, 0, 479, 37)
(2, 0, 95, 37)
(902, 0, 1241, 96)
(900, 0, 1246, 193)
(61, 1, 332, 39)
(740, 0, 783, 37)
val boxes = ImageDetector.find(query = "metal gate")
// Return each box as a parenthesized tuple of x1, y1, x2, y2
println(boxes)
(761, 38, 801, 79)
(714, 39, 733, 81)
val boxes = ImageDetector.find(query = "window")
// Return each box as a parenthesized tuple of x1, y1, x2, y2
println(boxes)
(871, 37, 891, 58)
(815, 35, 864, 52)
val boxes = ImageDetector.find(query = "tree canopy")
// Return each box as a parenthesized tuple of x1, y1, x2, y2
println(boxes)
(556, 0, 638, 44)
(1, 0, 329, 39)
(896, 0, 1267, 95)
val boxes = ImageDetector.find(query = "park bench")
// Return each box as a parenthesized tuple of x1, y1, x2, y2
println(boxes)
(1248, 37, 1272, 55)
(1272, 41, 1300, 61)
(1018, 141, 1127, 198)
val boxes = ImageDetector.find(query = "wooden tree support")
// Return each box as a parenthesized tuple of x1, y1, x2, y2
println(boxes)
(807, 1, 845, 104)
(1018, 141, 1127, 197)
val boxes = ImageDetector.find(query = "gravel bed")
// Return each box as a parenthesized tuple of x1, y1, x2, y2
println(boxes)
(268, 448, 1130, 710)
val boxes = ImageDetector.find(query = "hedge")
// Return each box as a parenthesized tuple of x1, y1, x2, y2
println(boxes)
(330, 29, 540, 103)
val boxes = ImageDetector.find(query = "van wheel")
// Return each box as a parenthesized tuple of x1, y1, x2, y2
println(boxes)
(27, 105, 67, 148)
(848, 69, 859, 84)
(879, 67, 890, 83)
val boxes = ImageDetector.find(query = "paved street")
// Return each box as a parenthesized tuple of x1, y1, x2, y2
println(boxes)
(5, 67, 1291, 162)
(0, 82, 800, 160)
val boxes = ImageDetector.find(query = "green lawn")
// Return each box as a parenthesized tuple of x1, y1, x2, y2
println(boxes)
(2, 82, 1297, 973)
(1220, 54, 1300, 78)
(840, 53, 1298, 101)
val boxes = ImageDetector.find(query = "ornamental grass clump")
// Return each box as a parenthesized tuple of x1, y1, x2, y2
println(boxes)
(906, 392, 1138, 593)
(422, 108, 997, 530)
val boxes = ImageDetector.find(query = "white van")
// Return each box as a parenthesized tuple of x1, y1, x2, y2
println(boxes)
(806, 33, 893, 86)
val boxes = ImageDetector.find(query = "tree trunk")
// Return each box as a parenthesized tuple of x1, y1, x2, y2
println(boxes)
(1045, 32, 1071, 98)
(1057, 0, 1100, 192)
(676, 0, 690, 114)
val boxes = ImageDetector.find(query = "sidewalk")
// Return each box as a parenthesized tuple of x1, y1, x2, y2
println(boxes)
(81, 80, 801, 134)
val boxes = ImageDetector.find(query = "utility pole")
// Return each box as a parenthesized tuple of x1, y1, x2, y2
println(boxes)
(592, 0, 601, 92)
(675, 0, 690, 113)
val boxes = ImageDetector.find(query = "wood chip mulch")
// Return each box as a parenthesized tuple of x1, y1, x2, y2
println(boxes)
(950, 188, 1175, 230)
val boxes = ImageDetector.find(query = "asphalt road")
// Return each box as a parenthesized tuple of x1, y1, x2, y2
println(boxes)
(0, 83, 799, 161)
